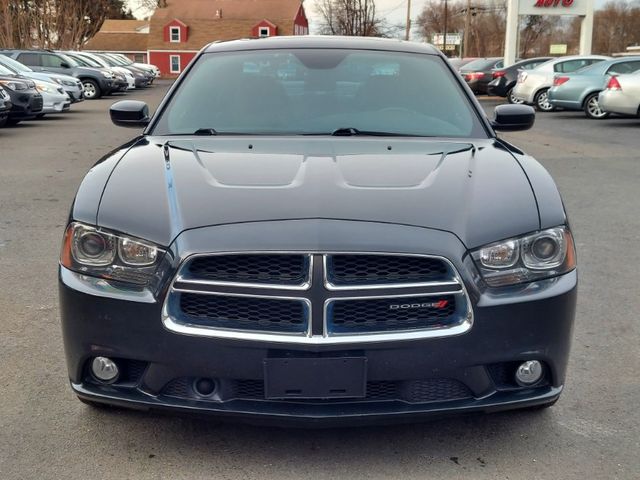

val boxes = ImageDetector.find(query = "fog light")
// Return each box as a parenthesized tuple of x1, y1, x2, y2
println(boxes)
(91, 356, 119, 383)
(193, 378, 217, 397)
(515, 360, 543, 386)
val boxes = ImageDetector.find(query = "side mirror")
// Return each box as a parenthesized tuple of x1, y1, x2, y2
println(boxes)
(491, 104, 535, 132)
(60, 62, 70, 69)
(110, 100, 151, 128)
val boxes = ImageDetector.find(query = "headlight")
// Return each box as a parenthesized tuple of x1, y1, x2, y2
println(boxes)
(35, 81, 53, 93)
(0, 80, 27, 91)
(52, 78, 62, 85)
(471, 226, 576, 287)
(61, 222, 166, 286)
(100, 71, 112, 78)
(62, 80, 76, 86)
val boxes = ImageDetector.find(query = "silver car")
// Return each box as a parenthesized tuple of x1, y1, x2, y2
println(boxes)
(0, 54, 83, 103)
(598, 72, 640, 117)
(33, 78, 71, 115)
(513, 55, 611, 112)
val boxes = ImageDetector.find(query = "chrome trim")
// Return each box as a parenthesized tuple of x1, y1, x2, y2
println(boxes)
(323, 291, 471, 338)
(177, 252, 313, 291)
(164, 288, 313, 338)
(162, 251, 474, 344)
(323, 253, 460, 291)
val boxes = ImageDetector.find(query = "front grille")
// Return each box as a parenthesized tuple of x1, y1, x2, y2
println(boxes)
(328, 295, 457, 333)
(185, 254, 309, 286)
(31, 95, 43, 112)
(326, 254, 451, 286)
(160, 377, 472, 403)
(166, 252, 470, 340)
(177, 293, 308, 333)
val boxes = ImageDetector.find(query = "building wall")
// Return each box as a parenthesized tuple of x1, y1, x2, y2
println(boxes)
(148, 51, 198, 77)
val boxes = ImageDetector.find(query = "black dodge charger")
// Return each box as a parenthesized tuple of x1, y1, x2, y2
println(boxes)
(59, 37, 577, 425)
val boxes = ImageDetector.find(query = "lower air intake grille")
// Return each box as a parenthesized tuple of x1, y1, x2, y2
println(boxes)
(405, 378, 472, 403)
(178, 293, 308, 333)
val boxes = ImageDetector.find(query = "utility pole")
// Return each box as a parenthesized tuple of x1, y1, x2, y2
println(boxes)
(463, 0, 471, 57)
(443, 0, 448, 56)
(405, 0, 412, 40)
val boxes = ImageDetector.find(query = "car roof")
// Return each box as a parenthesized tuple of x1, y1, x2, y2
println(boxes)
(204, 36, 441, 55)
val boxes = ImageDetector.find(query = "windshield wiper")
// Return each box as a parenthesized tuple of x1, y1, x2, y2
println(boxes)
(193, 128, 218, 136)
(330, 128, 415, 137)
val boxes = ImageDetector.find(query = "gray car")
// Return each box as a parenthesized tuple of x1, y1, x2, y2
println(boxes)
(548, 57, 640, 119)
(0, 54, 84, 103)
(598, 71, 640, 117)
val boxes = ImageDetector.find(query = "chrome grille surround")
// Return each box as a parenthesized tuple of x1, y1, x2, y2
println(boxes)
(162, 252, 473, 344)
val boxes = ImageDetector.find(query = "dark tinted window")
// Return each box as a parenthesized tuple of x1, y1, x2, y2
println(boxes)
(607, 60, 640, 75)
(41, 54, 65, 68)
(154, 49, 485, 138)
(461, 58, 501, 71)
(554, 59, 604, 73)
(17, 53, 40, 66)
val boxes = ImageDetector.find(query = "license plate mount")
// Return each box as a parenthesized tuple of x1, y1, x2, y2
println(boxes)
(264, 357, 367, 400)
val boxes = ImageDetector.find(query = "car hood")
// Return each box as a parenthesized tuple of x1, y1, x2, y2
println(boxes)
(95, 137, 540, 249)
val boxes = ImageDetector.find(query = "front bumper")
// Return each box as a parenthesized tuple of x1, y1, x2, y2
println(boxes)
(65, 88, 84, 103)
(598, 90, 639, 116)
(59, 220, 577, 426)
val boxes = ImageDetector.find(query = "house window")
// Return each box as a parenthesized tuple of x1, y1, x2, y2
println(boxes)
(134, 54, 144, 63)
(170, 55, 181, 73)
(259, 26, 270, 37)
(170, 26, 181, 43)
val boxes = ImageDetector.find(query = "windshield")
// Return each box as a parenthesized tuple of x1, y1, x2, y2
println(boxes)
(0, 63, 15, 75)
(78, 54, 107, 68)
(153, 49, 485, 138)
(58, 53, 79, 68)
(0, 55, 31, 73)
(107, 54, 129, 66)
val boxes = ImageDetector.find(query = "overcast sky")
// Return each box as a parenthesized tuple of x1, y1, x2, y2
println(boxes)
(126, 0, 619, 40)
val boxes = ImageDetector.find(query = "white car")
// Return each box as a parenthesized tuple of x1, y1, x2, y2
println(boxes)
(598, 72, 640, 117)
(512, 55, 611, 111)
(105, 53, 160, 79)
(34, 79, 71, 115)
(67, 52, 136, 90)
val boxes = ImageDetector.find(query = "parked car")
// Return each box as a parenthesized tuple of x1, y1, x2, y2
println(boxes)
(448, 57, 478, 71)
(0, 86, 11, 127)
(102, 52, 159, 80)
(598, 71, 640, 117)
(548, 57, 640, 119)
(60, 37, 577, 425)
(1, 49, 115, 99)
(81, 52, 150, 89)
(488, 57, 552, 103)
(0, 54, 84, 103)
(62, 51, 131, 92)
(94, 53, 153, 88)
(459, 57, 504, 94)
(32, 78, 71, 117)
(0, 65, 43, 125)
(512, 55, 611, 111)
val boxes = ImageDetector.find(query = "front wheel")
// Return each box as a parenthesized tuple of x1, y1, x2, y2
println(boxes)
(507, 88, 524, 104)
(82, 79, 102, 100)
(534, 88, 555, 112)
(584, 92, 609, 119)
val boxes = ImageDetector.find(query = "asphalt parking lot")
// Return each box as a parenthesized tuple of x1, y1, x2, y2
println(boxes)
(0, 82, 638, 479)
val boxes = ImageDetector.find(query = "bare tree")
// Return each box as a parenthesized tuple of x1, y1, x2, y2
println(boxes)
(316, 0, 385, 36)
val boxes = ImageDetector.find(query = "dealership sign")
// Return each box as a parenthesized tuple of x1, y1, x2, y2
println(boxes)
(519, 0, 588, 15)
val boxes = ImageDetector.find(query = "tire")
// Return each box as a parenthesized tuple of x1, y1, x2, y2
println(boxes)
(6, 119, 21, 126)
(534, 88, 555, 112)
(583, 92, 609, 119)
(0, 116, 7, 128)
(507, 88, 524, 105)
(82, 79, 102, 100)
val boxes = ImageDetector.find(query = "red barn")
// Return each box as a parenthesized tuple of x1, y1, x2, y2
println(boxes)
(147, 0, 309, 77)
